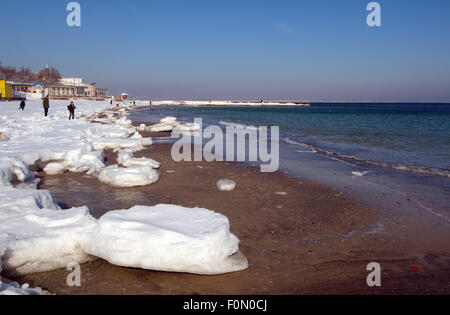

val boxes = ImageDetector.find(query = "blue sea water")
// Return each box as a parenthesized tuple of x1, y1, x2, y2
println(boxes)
(130, 103, 450, 222)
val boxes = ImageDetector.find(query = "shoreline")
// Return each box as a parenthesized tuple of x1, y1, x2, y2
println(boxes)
(9, 110, 450, 294)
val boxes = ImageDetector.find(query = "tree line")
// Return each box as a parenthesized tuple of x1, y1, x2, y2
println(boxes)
(0, 62, 62, 85)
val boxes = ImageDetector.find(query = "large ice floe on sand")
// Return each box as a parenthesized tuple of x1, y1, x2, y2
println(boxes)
(85, 205, 248, 275)
(0, 100, 247, 294)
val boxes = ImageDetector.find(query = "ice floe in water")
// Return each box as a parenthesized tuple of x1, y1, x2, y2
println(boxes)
(217, 179, 236, 191)
(352, 171, 368, 177)
(85, 205, 248, 275)
(97, 165, 160, 187)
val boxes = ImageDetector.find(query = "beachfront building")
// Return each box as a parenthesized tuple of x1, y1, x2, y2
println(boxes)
(47, 78, 109, 100)
(0, 80, 14, 100)
(2, 77, 109, 101)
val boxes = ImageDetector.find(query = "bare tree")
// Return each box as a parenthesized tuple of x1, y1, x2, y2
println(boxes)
(36, 67, 62, 84)
(0, 62, 62, 84)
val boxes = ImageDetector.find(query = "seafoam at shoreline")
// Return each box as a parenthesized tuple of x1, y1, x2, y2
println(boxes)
(0, 100, 248, 294)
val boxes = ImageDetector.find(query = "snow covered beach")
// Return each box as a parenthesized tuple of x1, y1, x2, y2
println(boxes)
(0, 100, 248, 294)
(2, 100, 449, 295)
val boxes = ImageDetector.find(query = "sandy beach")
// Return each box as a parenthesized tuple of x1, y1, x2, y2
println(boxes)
(8, 118, 449, 295)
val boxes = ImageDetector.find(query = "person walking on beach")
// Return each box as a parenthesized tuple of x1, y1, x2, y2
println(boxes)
(19, 100, 26, 111)
(43, 95, 50, 116)
(68, 101, 76, 120)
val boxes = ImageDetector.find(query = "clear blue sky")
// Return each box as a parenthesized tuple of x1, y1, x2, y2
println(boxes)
(1, 0, 450, 101)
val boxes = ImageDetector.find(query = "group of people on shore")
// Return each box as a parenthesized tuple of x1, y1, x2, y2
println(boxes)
(18, 96, 77, 120)
(20, 96, 135, 120)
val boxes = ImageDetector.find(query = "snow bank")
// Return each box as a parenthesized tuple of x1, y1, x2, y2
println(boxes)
(217, 179, 236, 191)
(86, 205, 248, 275)
(97, 165, 160, 187)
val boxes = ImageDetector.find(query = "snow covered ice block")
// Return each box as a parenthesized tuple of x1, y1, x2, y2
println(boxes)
(174, 122, 201, 132)
(217, 179, 236, 191)
(44, 162, 67, 175)
(97, 165, 159, 187)
(148, 123, 175, 132)
(91, 138, 144, 151)
(139, 138, 153, 146)
(1, 207, 98, 277)
(137, 124, 147, 132)
(86, 204, 248, 275)
(160, 117, 177, 124)
(117, 150, 160, 169)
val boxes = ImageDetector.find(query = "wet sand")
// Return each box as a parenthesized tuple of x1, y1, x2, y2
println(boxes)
(9, 123, 450, 295)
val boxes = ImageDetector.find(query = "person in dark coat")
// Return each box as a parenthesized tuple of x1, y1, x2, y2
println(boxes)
(68, 101, 76, 120)
(43, 95, 50, 116)
(19, 100, 26, 111)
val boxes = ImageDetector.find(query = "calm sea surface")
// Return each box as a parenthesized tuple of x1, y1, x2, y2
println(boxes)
(130, 103, 450, 222)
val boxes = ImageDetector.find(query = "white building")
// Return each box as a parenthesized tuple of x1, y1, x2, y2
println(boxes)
(47, 78, 109, 99)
